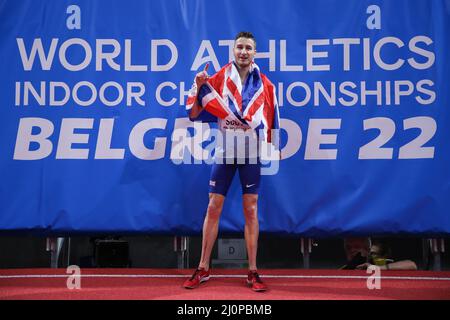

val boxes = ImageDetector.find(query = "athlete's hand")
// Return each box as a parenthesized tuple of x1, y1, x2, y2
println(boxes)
(195, 63, 209, 89)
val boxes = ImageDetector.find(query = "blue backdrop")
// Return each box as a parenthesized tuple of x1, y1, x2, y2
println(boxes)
(0, 0, 449, 236)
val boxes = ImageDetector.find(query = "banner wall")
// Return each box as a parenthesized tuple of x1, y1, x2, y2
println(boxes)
(0, 0, 449, 236)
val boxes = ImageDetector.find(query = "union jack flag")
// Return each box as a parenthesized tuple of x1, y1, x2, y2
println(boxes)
(186, 61, 280, 145)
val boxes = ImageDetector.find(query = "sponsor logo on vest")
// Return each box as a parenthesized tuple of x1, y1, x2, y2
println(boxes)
(226, 120, 243, 126)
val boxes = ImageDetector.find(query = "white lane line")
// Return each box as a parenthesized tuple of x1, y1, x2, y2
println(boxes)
(1, 274, 450, 281)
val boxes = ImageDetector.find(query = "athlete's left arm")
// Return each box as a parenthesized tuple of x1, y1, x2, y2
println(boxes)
(267, 79, 281, 159)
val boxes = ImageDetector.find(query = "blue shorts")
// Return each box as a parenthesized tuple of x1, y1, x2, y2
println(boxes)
(208, 160, 261, 196)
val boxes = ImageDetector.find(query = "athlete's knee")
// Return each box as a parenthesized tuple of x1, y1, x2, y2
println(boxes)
(243, 196, 258, 221)
(207, 205, 222, 221)
(207, 194, 224, 220)
(243, 207, 258, 221)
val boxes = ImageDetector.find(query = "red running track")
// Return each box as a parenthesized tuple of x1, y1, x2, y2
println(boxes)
(1, 268, 450, 300)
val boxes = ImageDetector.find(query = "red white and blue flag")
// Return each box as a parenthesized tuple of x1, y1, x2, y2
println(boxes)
(186, 61, 280, 145)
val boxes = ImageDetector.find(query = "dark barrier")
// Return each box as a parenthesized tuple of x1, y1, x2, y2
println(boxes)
(0, 0, 449, 236)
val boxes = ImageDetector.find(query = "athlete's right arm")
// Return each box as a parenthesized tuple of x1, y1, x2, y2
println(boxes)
(189, 63, 210, 119)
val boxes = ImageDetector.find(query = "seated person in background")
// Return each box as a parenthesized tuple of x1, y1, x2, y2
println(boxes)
(356, 239, 418, 271)
(340, 237, 370, 269)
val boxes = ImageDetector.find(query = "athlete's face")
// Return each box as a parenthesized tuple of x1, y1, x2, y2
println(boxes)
(233, 37, 256, 68)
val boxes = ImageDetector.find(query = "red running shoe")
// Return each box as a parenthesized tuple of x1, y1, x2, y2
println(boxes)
(183, 268, 210, 289)
(247, 270, 267, 292)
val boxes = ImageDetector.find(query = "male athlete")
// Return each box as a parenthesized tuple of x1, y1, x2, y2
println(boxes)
(183, 31, 280, 292)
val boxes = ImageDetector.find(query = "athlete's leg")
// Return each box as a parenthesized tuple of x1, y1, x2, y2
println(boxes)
(198, 193, 225, 270)
(198, 163, 236, 270)
(242, 193, 259, 271)
(238, 161, 261, 271)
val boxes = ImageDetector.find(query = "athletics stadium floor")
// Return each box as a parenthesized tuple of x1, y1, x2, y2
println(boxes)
(1, 268, 450, 300)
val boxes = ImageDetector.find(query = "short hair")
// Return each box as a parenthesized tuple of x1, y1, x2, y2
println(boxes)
(234, 31, 256, 48)
(371, 240, 392, 258)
